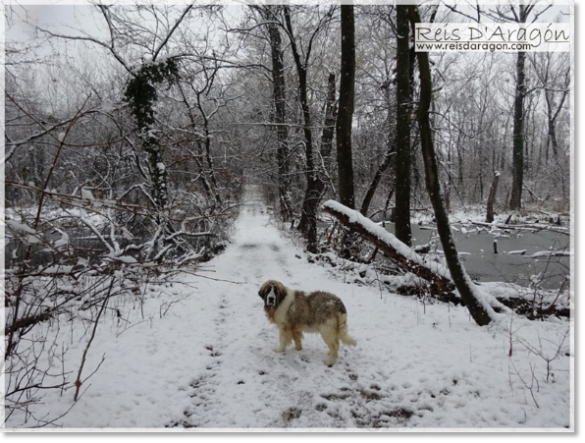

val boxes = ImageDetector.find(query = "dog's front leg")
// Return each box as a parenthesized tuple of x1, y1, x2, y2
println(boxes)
(292, 330, 303, 351)
(273, 327, 291, 353)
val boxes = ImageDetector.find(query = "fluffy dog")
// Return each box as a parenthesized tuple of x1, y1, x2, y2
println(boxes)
(258, 280, 356, 366)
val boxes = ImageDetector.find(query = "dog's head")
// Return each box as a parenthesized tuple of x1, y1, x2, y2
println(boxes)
(258, 280, 286, 308)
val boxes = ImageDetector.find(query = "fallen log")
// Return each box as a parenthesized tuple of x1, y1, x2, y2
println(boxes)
(322, 200, 454, 293)
(322, 201, 569, 319)
(470, 220, 569, 236)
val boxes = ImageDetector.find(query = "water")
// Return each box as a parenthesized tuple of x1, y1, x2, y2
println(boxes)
(386, 222, 570, 290)
(6, 218, 570, 290)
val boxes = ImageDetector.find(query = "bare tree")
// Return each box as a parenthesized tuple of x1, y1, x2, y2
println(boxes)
(408, 4, 497, 326)
(481, 2, 552, 210)
(256, 5, 293, 221)
(336, 4, 356, 209)
(394, 4, 412, 245)
(282, 5, 336, 252)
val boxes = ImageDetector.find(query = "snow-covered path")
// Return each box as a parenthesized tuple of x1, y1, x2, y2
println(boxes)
(161, 188, 382, 429)
(8, 186, 572, 430)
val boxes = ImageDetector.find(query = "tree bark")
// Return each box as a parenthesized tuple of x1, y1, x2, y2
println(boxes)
(485, 171, 500, 223)
(320, 73, 338, 175)
(508, 4, 535, 210)
(336, 4, 356, 209)
(283, 6, 335, 252)
(509, 49, 526, 210)
(408, 5, 495, 326)
(360, 150, 394, 216)
(283, 6, 319, 250)
(394, 4, 412, 246)
(264, 7, 292, 221)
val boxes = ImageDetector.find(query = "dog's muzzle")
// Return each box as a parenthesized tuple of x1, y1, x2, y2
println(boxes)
(265, 287, 277, 306)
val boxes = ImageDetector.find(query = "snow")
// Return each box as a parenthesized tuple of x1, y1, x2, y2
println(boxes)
(323, 200, 452, 281)
(53, 230, 70, 249)
(507, 249, 527, 255)
(100, 101, 114, 113)
(4, 188, 573, 432)
(41, 264, 75, 275)
(5, 219, 37, 235)
(122, 227, 135, 240)
(81, 188, 95, 200)
(528, 250, 571, 258)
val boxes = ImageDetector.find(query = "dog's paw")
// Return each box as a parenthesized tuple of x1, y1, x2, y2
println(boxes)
(323, 357, 337, 367)
(273, 347, 285, 353)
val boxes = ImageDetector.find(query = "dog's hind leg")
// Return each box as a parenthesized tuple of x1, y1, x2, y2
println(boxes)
(338, 313, 357, 346)
(320, 327, 340, 367)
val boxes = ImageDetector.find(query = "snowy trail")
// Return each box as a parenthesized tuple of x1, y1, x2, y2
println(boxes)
(11, 186, 571, 430)
(168, 188, 382, 428)
(155, 186, 570, 429)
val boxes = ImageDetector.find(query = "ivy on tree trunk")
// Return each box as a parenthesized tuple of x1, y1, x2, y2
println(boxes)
(124, 58, 179, 213)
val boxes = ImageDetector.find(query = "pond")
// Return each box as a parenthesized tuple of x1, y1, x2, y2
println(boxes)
(384, 222, 571, 290)
(6, 217, 570, 291)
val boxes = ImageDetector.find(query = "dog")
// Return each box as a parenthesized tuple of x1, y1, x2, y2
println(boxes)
(258, 280, 356, 366)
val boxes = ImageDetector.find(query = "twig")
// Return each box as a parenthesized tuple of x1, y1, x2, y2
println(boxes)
(73, 278, 113, 402)
(115, 318, 151, 338)
(510, 359, 540, 409)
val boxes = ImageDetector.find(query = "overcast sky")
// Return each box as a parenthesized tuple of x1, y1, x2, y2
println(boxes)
(6, 4, 105, 43)
(5, 1, 572, 43)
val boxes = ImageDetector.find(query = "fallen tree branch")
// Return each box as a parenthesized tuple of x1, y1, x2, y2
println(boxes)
(5, 310, 53, 337)
(469, 220, 569, 236)
(323, 200, 568, 319)
(322, 200, 454, 293)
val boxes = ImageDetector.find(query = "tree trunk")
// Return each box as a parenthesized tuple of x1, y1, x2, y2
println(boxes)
(320, 73, 337, 174)
(197, 95, 222, 210)
(336, 4, 356, 209)
(408, 5, 496, 326)
(360, 150, 394, 216)
(509, 49, 526, 210)
(264, 7, 292, 221)
(394, 4, 412, 245)
(283, 6, 320, 252)
(177, 83, 214, 204)
(545, 83, 568, 160)
(485, 171, 500, 223)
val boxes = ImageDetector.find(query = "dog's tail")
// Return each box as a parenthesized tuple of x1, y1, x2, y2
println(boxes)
(337, 313, 357, 346)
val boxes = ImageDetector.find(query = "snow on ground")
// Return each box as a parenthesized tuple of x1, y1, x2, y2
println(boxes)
(4, 186, 573, 432)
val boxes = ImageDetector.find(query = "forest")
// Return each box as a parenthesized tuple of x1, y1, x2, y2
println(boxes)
(3, 2, 573, 429)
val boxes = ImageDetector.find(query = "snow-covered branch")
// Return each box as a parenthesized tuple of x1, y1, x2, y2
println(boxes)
(322, 200, 454, 292)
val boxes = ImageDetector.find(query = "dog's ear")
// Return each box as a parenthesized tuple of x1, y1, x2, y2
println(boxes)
(258, 284, 268, 299)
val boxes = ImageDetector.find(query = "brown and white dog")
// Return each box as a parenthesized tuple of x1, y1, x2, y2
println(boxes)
(258, 280, 356, 367)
